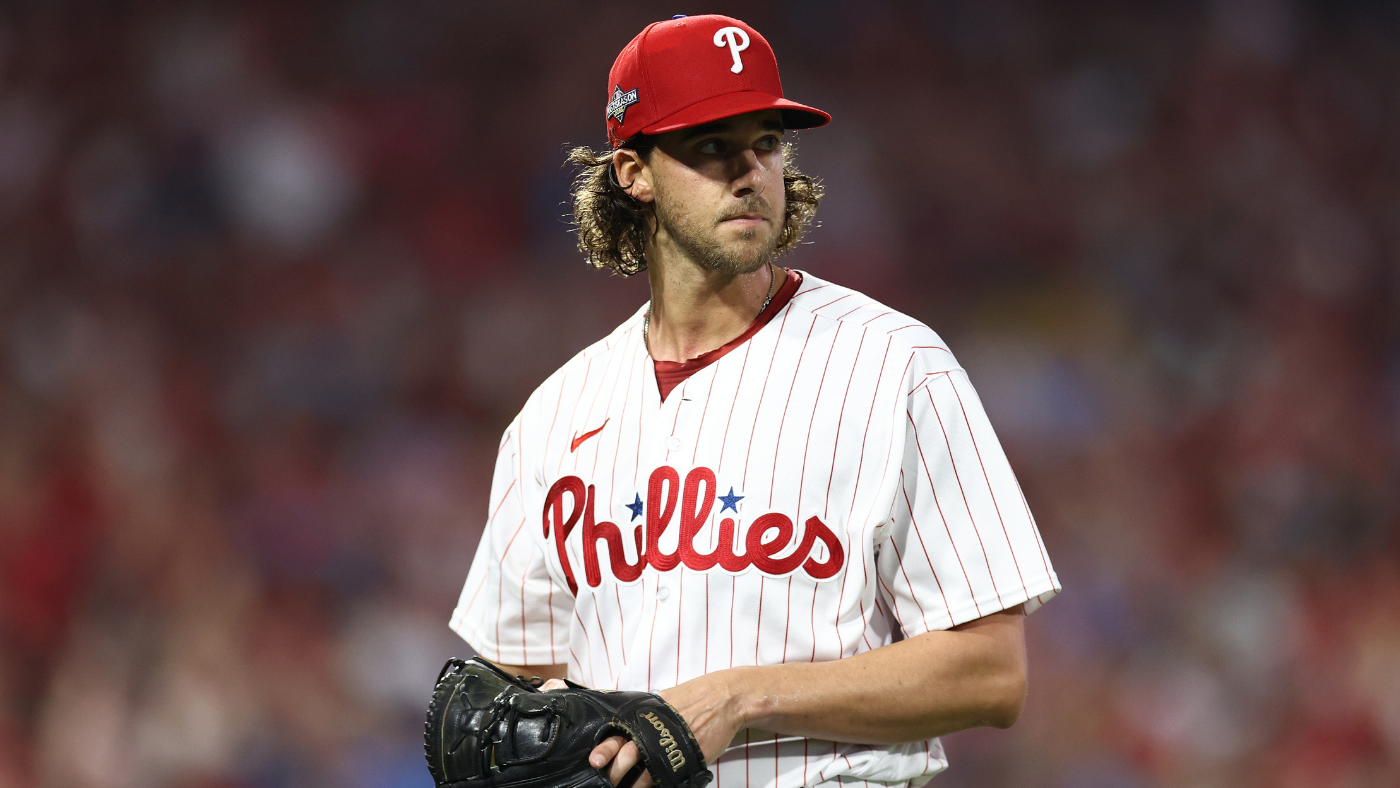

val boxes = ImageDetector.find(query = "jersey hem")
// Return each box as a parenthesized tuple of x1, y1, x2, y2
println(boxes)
(908, 572, 1061, 635)
(716, 731, 950, 788)
(809, 775, 941, 788)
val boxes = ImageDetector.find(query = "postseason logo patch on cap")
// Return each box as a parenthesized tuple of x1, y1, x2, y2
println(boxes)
(606, 85, 639, 124)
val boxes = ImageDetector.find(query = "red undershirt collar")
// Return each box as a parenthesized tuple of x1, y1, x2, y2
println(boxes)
(652, 269, 802, 401)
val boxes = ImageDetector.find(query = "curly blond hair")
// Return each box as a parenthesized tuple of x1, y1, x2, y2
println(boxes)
(565, 139, 823, 276)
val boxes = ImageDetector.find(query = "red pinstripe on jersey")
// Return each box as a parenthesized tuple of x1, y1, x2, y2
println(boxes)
(1016, 477, 1054, 575)
(753, 575, 765, 665)
(572, 604, 598, 679)
(835, 306, 862, 323)
(795, 322, 842, 511)
(897, 480, 952, 624)
(846, 337, 893, 526)
(703, 572, 711, 673)
(589, 347, 630, 478)
(855, 556, 874, 653)
(813, 292, 852, 311)
(715, 341, 753, 465)
(497, 521, 516, 660)
(882, 494, 934, 626)
(613, 582, 628, 679)
(825, 330, 866, 520)
(780, 575, 794, 662)
(741, 305, 792, 491)
(925, 386, 1006, 610)
(728, 575, 737, 669)
(609, 329, 637, 495)
(450, 271, 1058, 788)
(943, 377, 1029, 597)
(646, 578, 657, 690)
(674, 576, 684, 687)
(587, 597, 612, 680)
(576, 346, 615, 466)
(770, 314, 820, 501)
(690, 366, 720, 466)
(664, 392, 685, 463)
(542, 366, 571, 465)
(906, 406, 983, 608)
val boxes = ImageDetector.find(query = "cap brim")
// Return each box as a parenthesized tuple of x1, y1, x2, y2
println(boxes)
(641, 91, 831, 136)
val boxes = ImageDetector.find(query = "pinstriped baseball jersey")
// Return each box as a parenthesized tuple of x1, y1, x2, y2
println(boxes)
(451, 270, 1060, 788)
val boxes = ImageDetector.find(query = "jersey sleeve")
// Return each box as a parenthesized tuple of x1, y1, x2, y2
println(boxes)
(876, 362, 1060, 636)
(450, 420, 573, 666)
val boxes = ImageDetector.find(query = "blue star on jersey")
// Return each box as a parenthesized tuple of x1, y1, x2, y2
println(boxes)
(717, 487, 743, 513)
(625, 493, 644, 521)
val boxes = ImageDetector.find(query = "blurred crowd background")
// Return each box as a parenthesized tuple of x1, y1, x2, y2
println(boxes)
(0, 1, 1396, 787)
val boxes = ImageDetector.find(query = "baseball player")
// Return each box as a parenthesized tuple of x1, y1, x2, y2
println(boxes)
(451, 14, 1060, 788)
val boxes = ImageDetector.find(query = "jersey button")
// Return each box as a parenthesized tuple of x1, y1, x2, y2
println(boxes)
(665, 436, 682, 452)
(656, 585, 670, 601)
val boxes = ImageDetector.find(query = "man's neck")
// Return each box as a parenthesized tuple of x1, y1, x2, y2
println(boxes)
(645, 254, 783, 363)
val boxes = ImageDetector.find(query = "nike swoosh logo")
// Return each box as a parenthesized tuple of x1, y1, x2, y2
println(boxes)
(570, 419, 609, 452)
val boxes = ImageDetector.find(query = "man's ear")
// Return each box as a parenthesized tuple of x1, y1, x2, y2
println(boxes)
(612, 149, 654, 203)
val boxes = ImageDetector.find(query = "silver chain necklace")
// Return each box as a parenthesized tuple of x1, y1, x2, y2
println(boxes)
(644, 262, 777, 353)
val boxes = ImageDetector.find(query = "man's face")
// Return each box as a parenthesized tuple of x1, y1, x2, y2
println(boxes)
(638, 110, 787, 276)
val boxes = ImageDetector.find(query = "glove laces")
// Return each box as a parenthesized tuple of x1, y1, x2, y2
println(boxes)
(487, 691, 571, 769)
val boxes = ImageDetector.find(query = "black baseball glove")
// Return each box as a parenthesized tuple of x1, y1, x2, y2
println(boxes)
(425, 657, 713, 788)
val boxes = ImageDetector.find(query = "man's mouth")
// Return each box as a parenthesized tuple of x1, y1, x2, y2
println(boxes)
(721, 212, 767, 226)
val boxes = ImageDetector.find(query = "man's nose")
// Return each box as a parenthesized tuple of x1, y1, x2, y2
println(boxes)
(729, 148, 766, 198)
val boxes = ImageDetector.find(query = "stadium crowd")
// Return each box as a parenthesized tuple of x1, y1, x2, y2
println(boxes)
(0, 1, 1396, 787)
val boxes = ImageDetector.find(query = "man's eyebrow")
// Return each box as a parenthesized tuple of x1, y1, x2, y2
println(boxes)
(680, 121, 732, 140)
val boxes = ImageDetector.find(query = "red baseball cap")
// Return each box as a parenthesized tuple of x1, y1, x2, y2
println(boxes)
(605, 14, 831, 148)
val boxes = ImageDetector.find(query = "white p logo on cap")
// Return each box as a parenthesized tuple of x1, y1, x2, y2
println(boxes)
(713, 26, 750, 74)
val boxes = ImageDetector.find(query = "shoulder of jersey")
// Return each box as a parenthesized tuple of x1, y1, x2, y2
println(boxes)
(788, 271, 961, 375)
(514, 304, 646, 419)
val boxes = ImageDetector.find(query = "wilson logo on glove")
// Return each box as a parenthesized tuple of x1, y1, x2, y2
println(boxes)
(640, 712, 685, 770)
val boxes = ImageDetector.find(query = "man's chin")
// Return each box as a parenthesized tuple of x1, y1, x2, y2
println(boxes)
(692, 246, 774, 276)
(720, 238, 778, 272)
(724, 230, 780, 263)
(738, 255, 779, 277)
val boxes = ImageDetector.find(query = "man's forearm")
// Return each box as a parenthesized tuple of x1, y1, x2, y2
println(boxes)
(514, 606, 1029, 788)
(718, 605, 1028, 745)
(491, 602, 1026, 775)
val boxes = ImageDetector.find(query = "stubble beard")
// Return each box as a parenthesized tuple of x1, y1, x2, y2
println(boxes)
(653, 194, 782, 277)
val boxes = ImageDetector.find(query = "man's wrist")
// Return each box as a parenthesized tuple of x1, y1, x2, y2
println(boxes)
(723, 665, 769, 731)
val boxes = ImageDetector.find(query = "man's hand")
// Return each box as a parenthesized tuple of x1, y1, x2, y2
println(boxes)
(542, 671, 747, 788)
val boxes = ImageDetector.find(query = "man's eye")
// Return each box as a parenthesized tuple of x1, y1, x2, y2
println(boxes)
(756, 136, 780, 152)
(698, 140, 724, 154)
